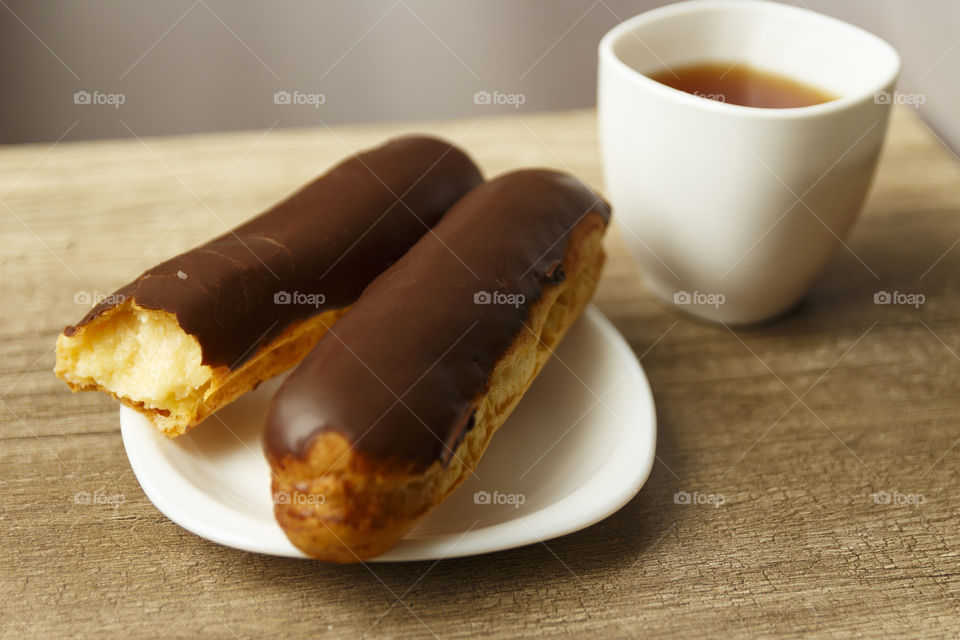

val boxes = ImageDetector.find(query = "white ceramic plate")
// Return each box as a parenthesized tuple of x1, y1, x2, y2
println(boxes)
(121, 305, 657, 562)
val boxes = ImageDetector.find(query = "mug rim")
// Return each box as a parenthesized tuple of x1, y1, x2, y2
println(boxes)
(598, 0, 902, 120)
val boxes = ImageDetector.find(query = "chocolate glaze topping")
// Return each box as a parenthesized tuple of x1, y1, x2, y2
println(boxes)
(264, 169, 611, 469)
(64, 136, 483, 368)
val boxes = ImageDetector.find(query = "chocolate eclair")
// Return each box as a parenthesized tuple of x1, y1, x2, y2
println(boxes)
(265, 169, 611, 562)
(55, 136, 483, 436)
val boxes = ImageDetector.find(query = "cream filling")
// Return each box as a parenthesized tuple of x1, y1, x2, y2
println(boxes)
(56, 303, 212, 419)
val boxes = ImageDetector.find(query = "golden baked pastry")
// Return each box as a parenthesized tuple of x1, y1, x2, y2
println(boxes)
(265, 169, 611, 561)
(55, 136, 482, 436)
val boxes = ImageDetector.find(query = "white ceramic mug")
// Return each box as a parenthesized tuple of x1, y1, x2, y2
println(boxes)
(598, 0, 900, 323)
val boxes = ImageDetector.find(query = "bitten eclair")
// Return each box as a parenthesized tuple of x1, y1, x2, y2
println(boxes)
(55, 136, 482, 436)
(265, 169, 611, 562)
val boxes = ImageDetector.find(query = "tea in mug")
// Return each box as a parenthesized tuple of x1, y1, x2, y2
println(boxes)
(647, 62, 836, 108)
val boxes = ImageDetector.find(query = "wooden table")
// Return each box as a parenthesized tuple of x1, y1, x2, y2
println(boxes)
(2, 106, 959, 638)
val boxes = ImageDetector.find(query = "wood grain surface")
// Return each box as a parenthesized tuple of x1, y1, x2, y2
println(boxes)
(2, 106, 959, 638)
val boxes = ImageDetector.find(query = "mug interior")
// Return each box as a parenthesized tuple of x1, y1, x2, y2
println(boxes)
(607, 0, 900, 102)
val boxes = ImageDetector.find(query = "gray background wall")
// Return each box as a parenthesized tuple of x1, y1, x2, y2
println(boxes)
(1, 0, 957, 151)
